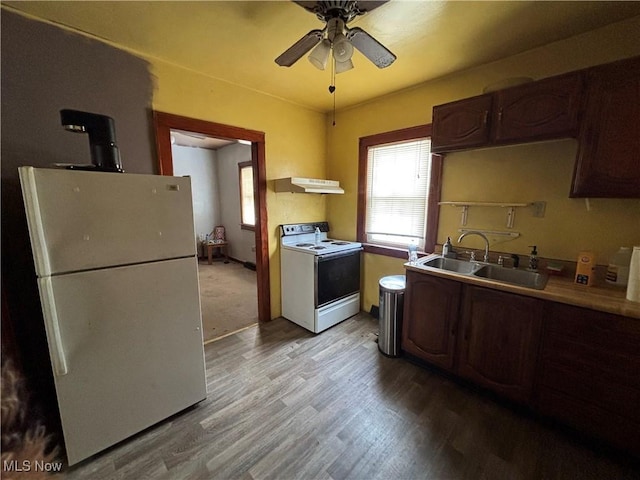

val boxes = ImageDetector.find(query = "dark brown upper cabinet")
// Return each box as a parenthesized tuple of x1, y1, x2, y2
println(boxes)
(432, 73, 582, 153)
(431, 94, 493, 152)
(571, 56, 640, 198)
(492, 72, 582, 143)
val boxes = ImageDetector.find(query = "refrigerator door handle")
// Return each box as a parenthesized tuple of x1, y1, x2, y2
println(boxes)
(19, 167, 52, 276)
(39, 278, 69, 376)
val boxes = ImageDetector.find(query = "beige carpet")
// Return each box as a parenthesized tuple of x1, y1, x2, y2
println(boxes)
(198, 259, 258, 343)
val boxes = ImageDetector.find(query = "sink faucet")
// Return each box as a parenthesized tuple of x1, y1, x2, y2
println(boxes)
(457, 231, 490, 263)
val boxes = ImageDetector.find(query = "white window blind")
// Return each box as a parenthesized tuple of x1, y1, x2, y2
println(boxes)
(365, 138, 431, 249)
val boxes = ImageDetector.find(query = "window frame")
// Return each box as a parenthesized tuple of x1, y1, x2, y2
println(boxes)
(238, 160, 255, 231)
(357, 124, 442, 259)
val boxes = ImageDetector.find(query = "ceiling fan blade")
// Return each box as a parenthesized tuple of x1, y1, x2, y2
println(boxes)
(292, 1, 320, 14)
(347, 27, 396, 68)
(353, 1, 390, 14)
(275, 29, 324, 67)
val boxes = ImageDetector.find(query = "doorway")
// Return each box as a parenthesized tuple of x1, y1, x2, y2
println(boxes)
(152, 112, 270, 328)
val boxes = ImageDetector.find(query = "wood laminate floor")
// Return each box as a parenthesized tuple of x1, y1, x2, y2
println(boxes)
(65, 314, 639, 479)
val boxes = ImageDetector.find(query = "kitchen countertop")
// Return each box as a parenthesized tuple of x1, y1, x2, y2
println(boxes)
(405, 257, 640, 320)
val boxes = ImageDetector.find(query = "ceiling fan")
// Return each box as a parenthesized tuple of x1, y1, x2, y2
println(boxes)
(275, 0, 396, 73)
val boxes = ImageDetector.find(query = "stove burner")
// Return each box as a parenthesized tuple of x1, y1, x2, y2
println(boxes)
(310, 246, 327, 250)
(296, 243, 314, 247)
(332, 241, 350, 245)
(321, 239, 332, 243)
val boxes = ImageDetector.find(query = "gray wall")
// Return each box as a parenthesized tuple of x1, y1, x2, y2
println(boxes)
(172, 144, 221, 248)
(1, 11, 155, 432)
(172, 142, 256, 263)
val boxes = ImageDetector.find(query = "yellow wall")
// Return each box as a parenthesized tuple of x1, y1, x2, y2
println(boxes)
(327, 16, 640, 311)
(151, 60, 328, 319)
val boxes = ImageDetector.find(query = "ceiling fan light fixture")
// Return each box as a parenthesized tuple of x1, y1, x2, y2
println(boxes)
(332, 33, 353, 63)
(308, 39, 331, 70)
(275, 1, 395, 72)
(335, 58, 354, 74)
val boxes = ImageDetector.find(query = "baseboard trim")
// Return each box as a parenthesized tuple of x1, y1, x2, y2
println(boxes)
(203, 322, 259, 345)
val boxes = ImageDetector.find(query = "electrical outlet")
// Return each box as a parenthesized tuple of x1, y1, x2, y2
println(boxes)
(532, 201, 546, 218)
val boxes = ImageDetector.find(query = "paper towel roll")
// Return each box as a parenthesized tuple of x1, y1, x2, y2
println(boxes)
(626, 246, 640, 302)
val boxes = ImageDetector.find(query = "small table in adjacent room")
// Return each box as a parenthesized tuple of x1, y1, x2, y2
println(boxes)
(206, 241, 229, 264)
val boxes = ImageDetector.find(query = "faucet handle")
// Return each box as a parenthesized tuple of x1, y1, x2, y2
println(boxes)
(466, 250, 476, 262)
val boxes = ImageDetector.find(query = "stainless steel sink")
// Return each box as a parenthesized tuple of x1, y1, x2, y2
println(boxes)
(414, 255, 548, 289)
(473, 264, 548, 290)
(421, 256, 479, 274)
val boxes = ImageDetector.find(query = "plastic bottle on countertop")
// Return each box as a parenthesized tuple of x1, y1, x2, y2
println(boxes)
(626, 246, 640, 302)
(606, 247, 632, 286)
(408, 239, 418, 264)
(528, 245, 538, 271)
(314, 227, 321, 245)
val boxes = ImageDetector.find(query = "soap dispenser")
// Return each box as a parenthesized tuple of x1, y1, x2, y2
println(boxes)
(528, 245, 539, 271)
(442, 237, 454, 258)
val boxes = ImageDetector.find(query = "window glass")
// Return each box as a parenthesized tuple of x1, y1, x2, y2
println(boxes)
(357, 125, 440, 257)
(239, 162, 255, 228)
(365, 139, 431, 249)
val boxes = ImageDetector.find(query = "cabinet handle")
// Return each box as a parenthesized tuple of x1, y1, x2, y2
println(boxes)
(483, 110, 489, 125)
(498, 109, 503, 123)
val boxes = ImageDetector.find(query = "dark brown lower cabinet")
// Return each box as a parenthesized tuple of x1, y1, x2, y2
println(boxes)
(457, 286, 543, 404)
(402, 271, 640, 457)
(536, 302, 640, 456)
(402, 271, 461, 371)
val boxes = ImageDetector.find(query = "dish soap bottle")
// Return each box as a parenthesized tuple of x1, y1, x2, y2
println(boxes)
(442, 237, 453, 257)
(314, 226, 321, 245)
(528, 245, 538, 271)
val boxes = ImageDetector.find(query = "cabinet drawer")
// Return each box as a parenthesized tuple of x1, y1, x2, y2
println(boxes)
(544, 303, 640, 353)
(541, 334, 640, 389)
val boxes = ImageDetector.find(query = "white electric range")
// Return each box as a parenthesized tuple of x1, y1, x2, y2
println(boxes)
(280, 222, 362, 333)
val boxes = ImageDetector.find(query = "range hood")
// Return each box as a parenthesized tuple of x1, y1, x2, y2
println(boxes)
(275, 177, 344, 194)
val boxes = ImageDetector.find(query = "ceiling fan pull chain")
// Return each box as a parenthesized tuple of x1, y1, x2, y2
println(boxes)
(332, 89, 336, 126)
(329, 57, 337, 126)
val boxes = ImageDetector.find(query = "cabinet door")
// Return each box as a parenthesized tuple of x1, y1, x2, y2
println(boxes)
(402, 271, 461, 371)
(537, 302, 640, 456)
(458, 286, 542, 404)
(431, 94, 492, 153)
(493, 73, 582, 142)
(571, 56, 640, 197)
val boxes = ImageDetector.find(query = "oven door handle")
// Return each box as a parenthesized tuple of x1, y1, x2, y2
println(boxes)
(316, 248, 363, 262)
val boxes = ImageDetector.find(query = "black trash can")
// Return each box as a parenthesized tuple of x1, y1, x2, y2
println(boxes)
(378, 275, 405, 357)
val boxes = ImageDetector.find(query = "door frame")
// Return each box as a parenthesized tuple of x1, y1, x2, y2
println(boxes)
(152, 111, 270, 323)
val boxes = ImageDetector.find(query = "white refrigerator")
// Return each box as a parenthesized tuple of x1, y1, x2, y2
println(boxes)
(18, 166, 207, 466)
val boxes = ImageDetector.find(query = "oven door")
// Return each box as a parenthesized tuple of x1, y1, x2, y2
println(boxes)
(314, 249, 362, 307)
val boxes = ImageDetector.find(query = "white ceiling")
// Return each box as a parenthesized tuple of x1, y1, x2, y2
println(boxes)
(4, 1, 640, 113)
(171, 130, 236, 150)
